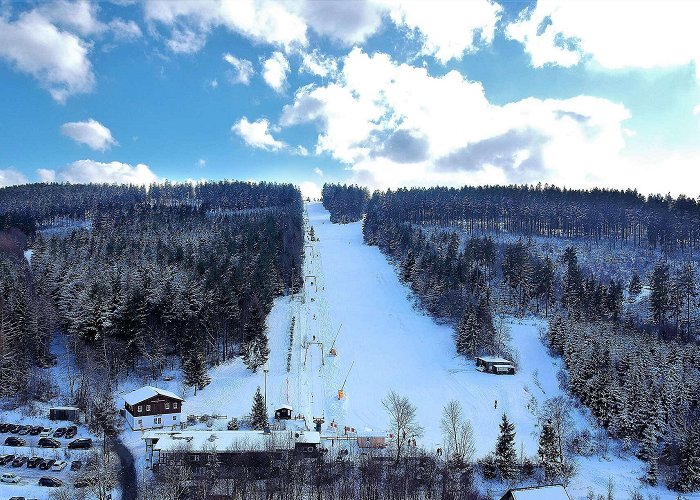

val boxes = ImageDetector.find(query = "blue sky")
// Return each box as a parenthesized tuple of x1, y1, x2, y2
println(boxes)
(1, 0, 699, 198)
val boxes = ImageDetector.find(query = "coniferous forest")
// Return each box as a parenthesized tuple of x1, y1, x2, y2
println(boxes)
(362, 184, 700, 491)
(321, 183, 370, 224)
(0, 182, 303, 406)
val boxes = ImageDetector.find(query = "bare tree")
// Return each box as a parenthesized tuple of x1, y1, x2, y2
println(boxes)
(440, 400, 475, 467)
(382, 390, 423, 464)
(80, 449, 121, 500)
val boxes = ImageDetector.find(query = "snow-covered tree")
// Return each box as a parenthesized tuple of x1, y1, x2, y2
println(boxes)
(250, 386, 268, 430)
(494, 413, 517, 480)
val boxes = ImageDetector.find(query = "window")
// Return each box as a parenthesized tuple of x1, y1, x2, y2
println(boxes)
(137, 406, 142, 413)
(165, 403, 170, 410)
(146, 405, 151, 412)
(173, 402, 178, 409)
(137, 419, 142, 426)
(173, 416, 177, 421)
(154, 417, 161, 425)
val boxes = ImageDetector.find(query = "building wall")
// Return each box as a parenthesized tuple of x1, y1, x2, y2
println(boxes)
(126, 411, 180, 431)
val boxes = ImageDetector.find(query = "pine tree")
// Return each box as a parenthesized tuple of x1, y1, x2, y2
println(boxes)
(538, 422, 561, 481)
(495, 413, 517, 480)
(645, 455, 658, 486)
(242, 333, 270, 372)
(561, 247, 583, 316)
(456, 303, 478, 356)
(629, 273, 642, 296)
(649, 261, 670, 334)
(677, 427, 700, 492)
(183, 352, 210, 395)
(250, 386, 268, 430)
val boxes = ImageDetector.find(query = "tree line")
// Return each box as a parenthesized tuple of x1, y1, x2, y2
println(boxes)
(321, 183, 370, 223)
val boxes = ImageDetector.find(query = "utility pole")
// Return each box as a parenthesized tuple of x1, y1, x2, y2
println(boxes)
(263, 361, 269, 412)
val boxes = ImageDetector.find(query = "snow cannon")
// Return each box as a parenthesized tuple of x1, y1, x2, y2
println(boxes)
(329, 348, 337, 357)
(338, 389, 345, 400)
(337, 361, 354, 400)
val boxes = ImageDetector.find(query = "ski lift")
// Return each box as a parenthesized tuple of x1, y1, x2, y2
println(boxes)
(327, 325, 341, 357)
(337, 361, 354, 400)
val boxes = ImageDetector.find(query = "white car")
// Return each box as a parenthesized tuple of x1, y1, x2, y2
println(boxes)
(51, 460, 68, 471)
(1, 472, 21, 483)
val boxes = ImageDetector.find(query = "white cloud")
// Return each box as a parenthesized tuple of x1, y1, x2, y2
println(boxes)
(39, 0, 105, 36)
(60, 119, 118, 151)
(197, 158, 206, 167)
(37, 168, 57, 183)
(262, 51, 289, 92)
(281, 48, 641, 193)
(209, 78, 218, 89)
(507, 1, 700, 77)
(166, 27, 206, 53)
(299, 180, 321, 199)
(56, 159, 159, 185)
(223, 53, 254, 85)
(299, 49, 338, 78)
(0, 10, 95, 102)
(313, 167, 323, 177)
(301, 0, 383, 45)
(296, 145, 309, 156)
(232, 117, 286, 151)
(109, 18, 142, 41)
(693, 104, 700, 116)
(0, 168, 28, 187)
(383, 0, 502, 63)
(144, 0, 307, 53)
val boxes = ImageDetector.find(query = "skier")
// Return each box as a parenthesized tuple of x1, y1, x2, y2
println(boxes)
(494, 400, 498, 409)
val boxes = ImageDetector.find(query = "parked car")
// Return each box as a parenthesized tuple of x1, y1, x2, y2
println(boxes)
(65, 425, 78, 439)
(17, 426, 30, 436)
(1, 472, 21, 483)
(51, 460, 67, 471)
(68, 438, 92, 449)
(0, 454, 15, 465)
(39, 428, 52, 438)
(0, 423, 8, 432)
(38, 459, 55, 470)
(11, 456, 27, 467)
(38, 476, 63, 487)
(37, 437, 60, 448)
(74, 477, 90, 488)
(4, 436, 25, 447)
(29, 425, 43, 436)
(52, 428, 66, 438)
(70, 460, 82, 471)
(27, 456, 42, 468)
(8, 424, 21, 433)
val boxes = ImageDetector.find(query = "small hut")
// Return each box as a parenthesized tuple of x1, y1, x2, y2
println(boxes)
(49, 406, 80, 422)
(274, 405, 293, 420)
(500, 484, 570, 500)
(476, 356, 515, 375)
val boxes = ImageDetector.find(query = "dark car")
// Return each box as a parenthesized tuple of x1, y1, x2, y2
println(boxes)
(68, 438, 92, 449)
(74, 477, 90, 488)
(8, 424, 21, 433)
(29, 425, 43, 436)
(37, 437, 60, 448)
(0, 423, 8, 432)
(65, 425, 78, 439)
(39, 459, 55, 470)
(70, 460, 82, 471)
(11, 456, 27, 467)
(0, 454, 15, 465)
(17, 426, 30, 436)
(52, 428, 66, 438)
(4, 436, 25, 447)
(39, 476, 63, 487)
(27, 456, 42, 468)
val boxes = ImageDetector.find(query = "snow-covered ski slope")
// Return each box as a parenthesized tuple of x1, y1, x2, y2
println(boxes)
(126, 202, 685, 498)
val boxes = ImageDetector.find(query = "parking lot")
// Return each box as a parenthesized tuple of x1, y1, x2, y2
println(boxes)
(0, 420, 94, 491)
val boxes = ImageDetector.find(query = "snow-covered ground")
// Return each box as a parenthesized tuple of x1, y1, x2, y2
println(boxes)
(117, 202, 694, 499)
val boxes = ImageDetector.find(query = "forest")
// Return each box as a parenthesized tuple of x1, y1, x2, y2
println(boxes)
(0, 181, 303, 424)
(362, 184, 700, 492)
(321, 183, 370, 224)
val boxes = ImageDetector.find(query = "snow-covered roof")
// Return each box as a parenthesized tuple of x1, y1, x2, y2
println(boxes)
(507, 485, 570, 500)
(276, 404, 293, 410)
(147, 430, 296, 452)
(477, 356, 514, 364)
(50, 406, 80, 411)
(122, 386, 184, 405)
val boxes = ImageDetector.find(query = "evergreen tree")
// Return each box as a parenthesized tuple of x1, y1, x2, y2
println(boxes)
(538, 421, 562, 481)
(629, 273, 642, 296)
(678, 427, 700, 492)
(456, 303, 478, 357)
(645, 455, 658, 486)
(649, 261, 671, 334)
(183, 352, 210, 395)
(494, 413, 518, 480)
(561, 247, 583, 316)
(250, 386, 268, 430)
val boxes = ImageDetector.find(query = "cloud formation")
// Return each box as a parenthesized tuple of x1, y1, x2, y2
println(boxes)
(0, 10, 95, 102)
(223, 53, 254, 84)
(0, 168, 29, 187)
(40, 160, 159, 185)
(262, 51, 290, 92)
(60, 119, 118, 151)
(232, 117, 285, 151)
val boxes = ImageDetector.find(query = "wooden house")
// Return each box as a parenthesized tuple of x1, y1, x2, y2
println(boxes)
(476, 356, 515, 375)
(49, 406, 80, 422)
(274, 404, 293, 420)
(122, 386, 184, 431)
